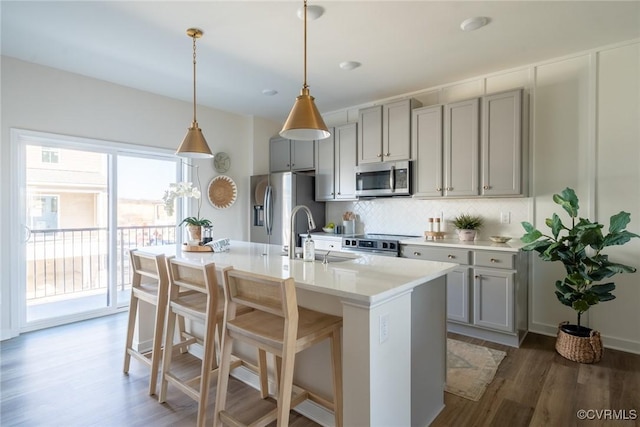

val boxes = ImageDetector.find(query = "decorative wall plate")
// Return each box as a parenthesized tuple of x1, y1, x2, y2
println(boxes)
(208, 175, 237, 209)
(213, 152, 231, 173)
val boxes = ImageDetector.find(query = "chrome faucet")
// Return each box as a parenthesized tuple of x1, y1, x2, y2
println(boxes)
(289, 205, 316, 259)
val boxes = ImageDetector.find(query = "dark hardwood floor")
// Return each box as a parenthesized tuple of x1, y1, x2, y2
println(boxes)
(1, 314, 638, 426)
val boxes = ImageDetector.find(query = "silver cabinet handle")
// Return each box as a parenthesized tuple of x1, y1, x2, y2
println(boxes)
(377, 153, 382, 158)
(386, 152, 391, 156)
(448, 254, 455, 259)
(490, 258, 498, 263)
(413, 251, 421, 256)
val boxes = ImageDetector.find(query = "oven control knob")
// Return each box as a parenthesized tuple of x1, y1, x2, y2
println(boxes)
(389, 243, 396, 249)
(351, 240, 357, 245)
(382, 242, 388, 249)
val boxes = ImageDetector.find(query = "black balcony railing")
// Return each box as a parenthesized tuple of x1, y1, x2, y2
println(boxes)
(26, 225, 177, 301)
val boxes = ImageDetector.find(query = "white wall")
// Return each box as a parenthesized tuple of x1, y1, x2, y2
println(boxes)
(0, 57, 279, 339)
(324, 40, 640, 354)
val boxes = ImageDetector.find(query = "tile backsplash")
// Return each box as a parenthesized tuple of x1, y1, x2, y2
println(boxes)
(326, 197, 532, 240)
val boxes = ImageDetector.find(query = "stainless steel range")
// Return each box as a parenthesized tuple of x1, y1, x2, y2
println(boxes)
(341, 234, 418, 257)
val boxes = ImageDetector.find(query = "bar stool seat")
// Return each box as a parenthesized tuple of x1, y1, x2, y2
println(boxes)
(214, 269, 343, 427)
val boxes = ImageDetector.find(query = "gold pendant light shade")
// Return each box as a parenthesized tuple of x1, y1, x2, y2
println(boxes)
(177, 121, 212, 158)
(280, 87, 330, 141)
(176, 28, 214, 158)
(280, 0, 331, 141)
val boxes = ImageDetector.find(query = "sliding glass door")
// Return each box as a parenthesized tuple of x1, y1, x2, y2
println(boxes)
(15, 130, 179, 331)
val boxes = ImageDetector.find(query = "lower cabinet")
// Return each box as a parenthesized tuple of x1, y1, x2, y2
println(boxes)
(400, 244, 527, 347)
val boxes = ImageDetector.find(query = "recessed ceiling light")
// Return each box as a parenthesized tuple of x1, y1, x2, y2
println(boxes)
(262, 89, 278, 96)
(297, 5, 324, 21)
(339, 61, 361, 71)
(460, 16, 490, 32)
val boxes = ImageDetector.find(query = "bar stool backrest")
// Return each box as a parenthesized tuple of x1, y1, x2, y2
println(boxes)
(223, 270, 298, 322)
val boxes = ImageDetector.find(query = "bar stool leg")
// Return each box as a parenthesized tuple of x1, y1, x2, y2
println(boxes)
(213, 331, 235, 427)
(122, 291, 139, 374)
(258, 349, 269, 399)
(331, 329, 343, 427)
(149, 289, 169, 395)
(158, 300, 177, 404)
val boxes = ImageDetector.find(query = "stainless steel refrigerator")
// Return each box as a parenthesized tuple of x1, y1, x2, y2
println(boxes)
(250, 172, 325, 251)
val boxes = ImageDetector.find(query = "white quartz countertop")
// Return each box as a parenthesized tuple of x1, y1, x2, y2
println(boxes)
(399, 237, 525, 252)
(142, 240, 457, 305)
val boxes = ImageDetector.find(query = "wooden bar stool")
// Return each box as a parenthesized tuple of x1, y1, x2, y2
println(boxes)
(158, 258, 242, 427)
(214, 269, 343, 427)
(123, 249, 173, 396)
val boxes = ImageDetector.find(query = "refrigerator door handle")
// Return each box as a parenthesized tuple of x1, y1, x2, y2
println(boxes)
(264, 185, 273, 236)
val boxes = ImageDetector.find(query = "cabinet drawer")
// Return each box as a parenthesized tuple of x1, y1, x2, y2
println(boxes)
(474, 251, 515, 269)
(402, 245, 471, 264)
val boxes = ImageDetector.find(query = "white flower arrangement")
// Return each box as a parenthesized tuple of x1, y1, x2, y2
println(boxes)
(162, 182, 201, 216)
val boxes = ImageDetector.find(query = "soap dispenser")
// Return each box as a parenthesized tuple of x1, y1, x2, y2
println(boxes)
(303, 232, 315, 262)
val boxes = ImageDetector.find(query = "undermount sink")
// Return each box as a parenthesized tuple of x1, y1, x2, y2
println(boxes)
(282, 250, 357, 263)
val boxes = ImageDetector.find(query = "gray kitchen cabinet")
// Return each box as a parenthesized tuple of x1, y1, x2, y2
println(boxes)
(269, 136, 315, 172)
(315, 123, 357, 201)
(400, 244, 527, 347)
(411, 89, 527, 199)
(334, 123, 358, 199)
(473, 267, 514, 332)
(446, 267, 471, 324)
(444, 98, 480, 197)
(411, 105, 443, 197)
(315, 131, 335, 200)
(481, 88, 525, 196)
(358, 99, 421, 164)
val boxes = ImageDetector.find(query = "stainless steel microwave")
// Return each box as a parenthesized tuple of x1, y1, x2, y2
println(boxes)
(355, 160, 412, 197)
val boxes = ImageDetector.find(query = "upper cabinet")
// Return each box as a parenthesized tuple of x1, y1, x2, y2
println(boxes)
(444, 98, 480, 197)
(269, 137, 315, 172)
(411, 105, 443, 197)
(358, 99, 422, 164)
(315, 123, 358, 201)
(411, 88, 527, 198)
(481, 89, 525, 196)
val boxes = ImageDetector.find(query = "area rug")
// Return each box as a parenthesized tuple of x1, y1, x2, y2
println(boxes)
(445, 338, 507, 401)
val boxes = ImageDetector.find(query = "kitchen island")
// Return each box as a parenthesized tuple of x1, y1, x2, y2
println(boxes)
(142, 240, 457, 426)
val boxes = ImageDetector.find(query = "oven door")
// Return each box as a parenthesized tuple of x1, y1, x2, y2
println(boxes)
(355, 161, 411, 197)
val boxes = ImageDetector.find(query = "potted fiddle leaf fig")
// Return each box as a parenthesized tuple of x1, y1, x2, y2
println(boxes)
(521, 188, 638, 363)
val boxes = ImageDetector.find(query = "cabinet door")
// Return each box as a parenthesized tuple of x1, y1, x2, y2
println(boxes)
(447, 267, 471, 323)
(315, 131, 335, 201)
(411, 105, 443, 197)
(481, 89, 523, 196)
(444, 98, 479, 197)
(335, 123, 357, 199)
(473, 267, 514, 332)
(383, 99, 413, 162)
(358, 105, 383, 164)
(270, 137, 291, 172)
(291, 139, 315, 171)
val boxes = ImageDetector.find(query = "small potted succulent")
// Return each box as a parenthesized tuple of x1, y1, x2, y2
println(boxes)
(521, 187, 638, 363)
(452, 214, 484, 241)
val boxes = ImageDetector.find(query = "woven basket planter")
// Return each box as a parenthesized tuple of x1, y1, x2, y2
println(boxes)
(555, 321, 603, 363)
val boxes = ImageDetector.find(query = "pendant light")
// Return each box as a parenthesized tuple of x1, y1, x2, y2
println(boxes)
(280, 0, 331, 141)
(176, 28, 213, 158)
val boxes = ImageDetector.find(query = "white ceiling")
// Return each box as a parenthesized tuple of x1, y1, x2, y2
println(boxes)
(2, 1, 639, 123)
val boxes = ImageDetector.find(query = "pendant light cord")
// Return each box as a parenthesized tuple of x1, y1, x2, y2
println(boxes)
(192, 34, 198, 123)
(303, 0, 308, 90)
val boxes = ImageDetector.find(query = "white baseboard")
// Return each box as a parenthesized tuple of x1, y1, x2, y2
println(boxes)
(529, 322, 640, 355)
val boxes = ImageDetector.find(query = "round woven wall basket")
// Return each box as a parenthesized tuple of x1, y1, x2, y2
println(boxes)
(555, 321, 603, 364)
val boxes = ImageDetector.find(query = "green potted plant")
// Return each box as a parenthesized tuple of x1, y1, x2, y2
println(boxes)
(452, 214, 484, 241)
(521, 188, 638, 362)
